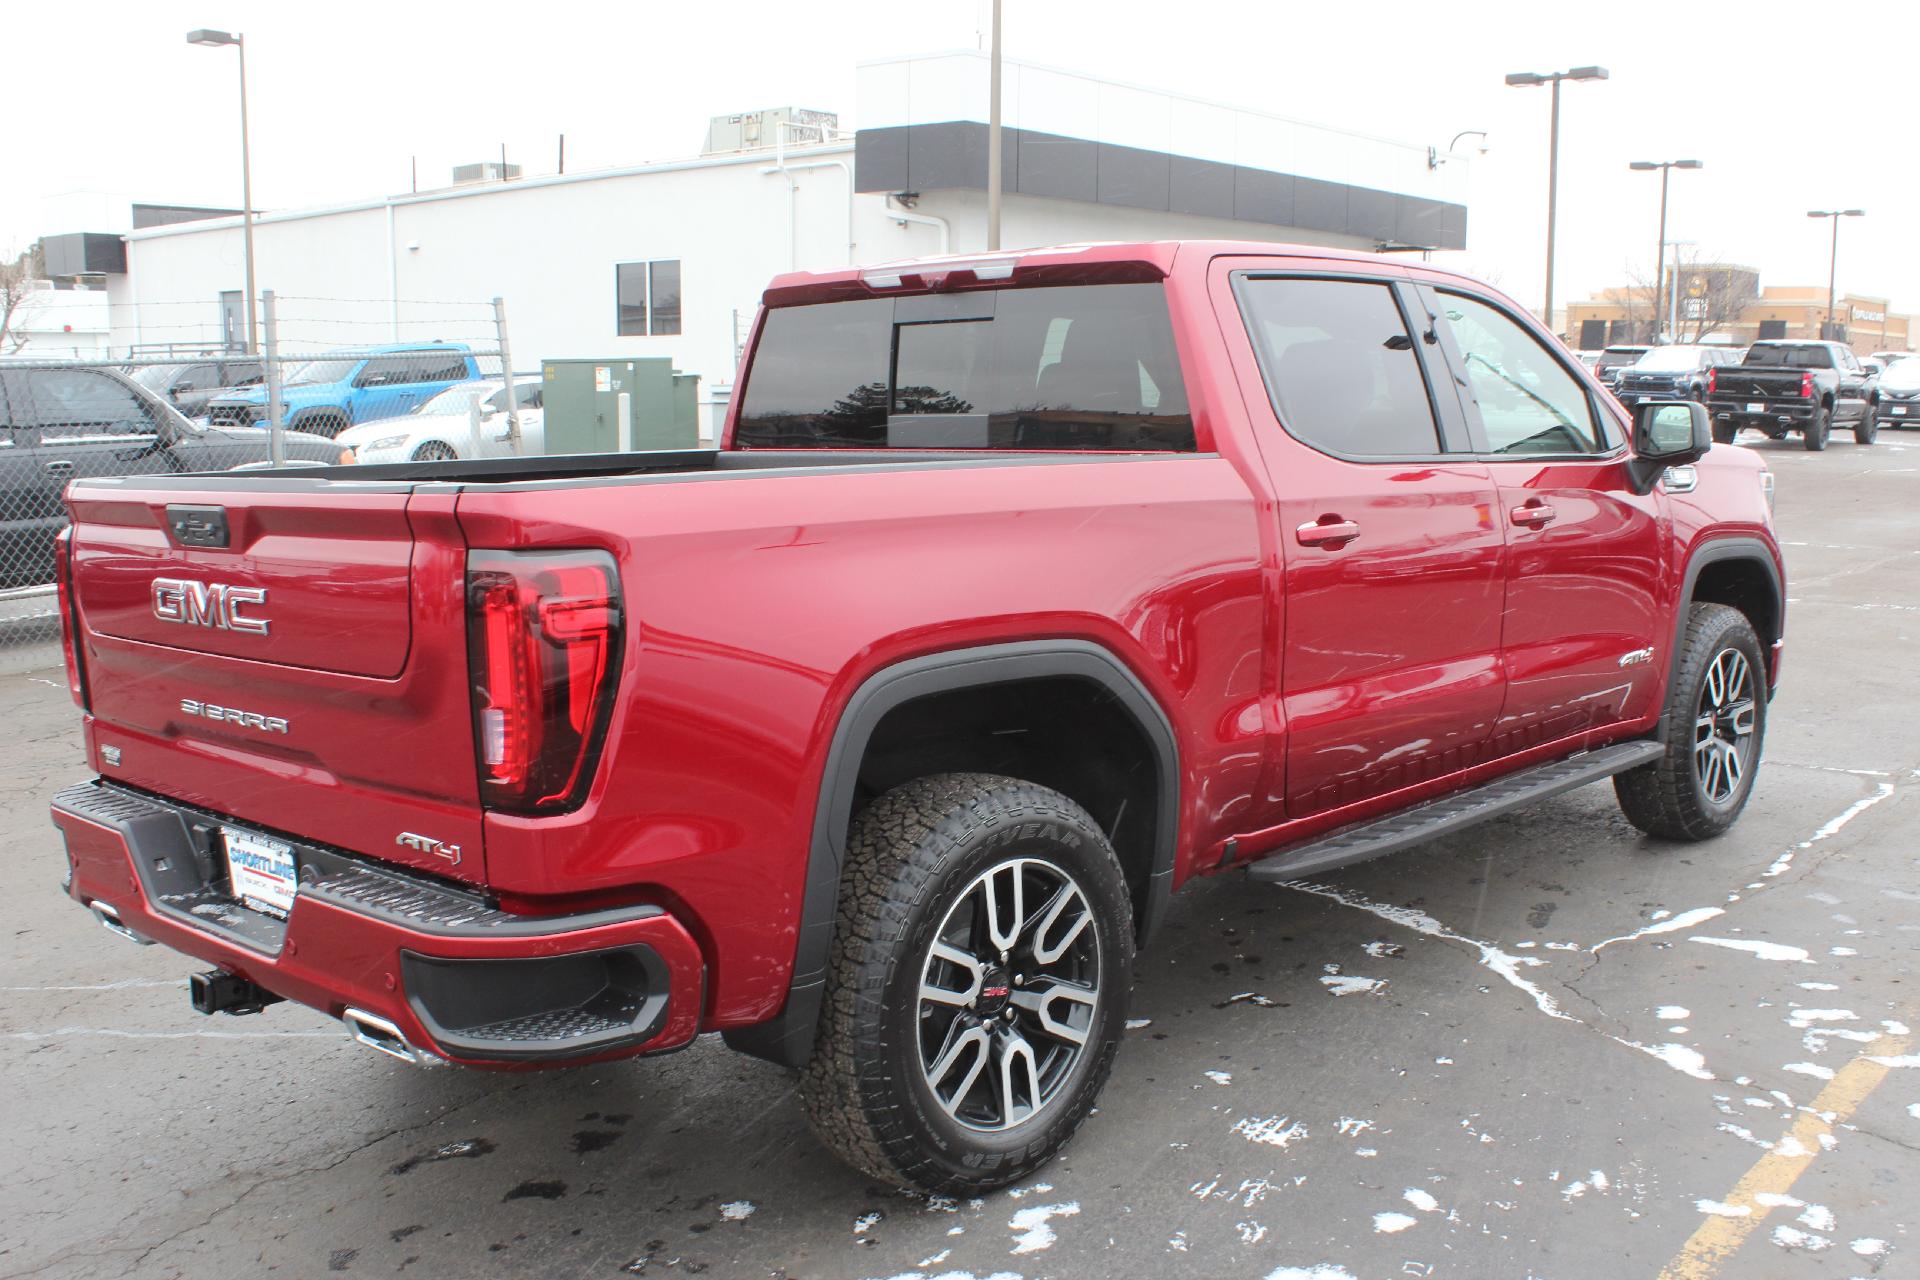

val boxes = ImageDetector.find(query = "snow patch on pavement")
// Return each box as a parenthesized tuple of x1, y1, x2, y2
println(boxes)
(1592, 907, 1724, 952)
(1689, 936, 1812, 963)
(1007, 1202, 1079, 1256)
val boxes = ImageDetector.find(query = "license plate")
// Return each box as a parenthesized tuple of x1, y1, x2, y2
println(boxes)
(1745, 402, 1765, 413)
(1892, 405, 1908, 416)
(224, 828, 297, 918)
(1638, 395, 1652, 404)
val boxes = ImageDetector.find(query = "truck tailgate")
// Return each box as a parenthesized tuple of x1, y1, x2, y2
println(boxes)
(65, 483, 487, 884)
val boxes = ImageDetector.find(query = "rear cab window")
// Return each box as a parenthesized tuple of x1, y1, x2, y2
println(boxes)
(734, 283, 1194, 451)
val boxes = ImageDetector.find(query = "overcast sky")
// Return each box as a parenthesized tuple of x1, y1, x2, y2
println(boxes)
(10, 0, 1919, 317)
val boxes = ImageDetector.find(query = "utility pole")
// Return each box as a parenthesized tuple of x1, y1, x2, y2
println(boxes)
(986, 0, 1003, 252)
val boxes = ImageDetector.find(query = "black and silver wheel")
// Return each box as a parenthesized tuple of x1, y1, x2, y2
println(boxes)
(411, 440, 459, 461)
(801, 773, 1132, 1193)
(1804, 405, 1831, 451)
(916, 856, 1102, 1131)
(1854, 403, 1878, 445)
(1616, 603, 1767, 840)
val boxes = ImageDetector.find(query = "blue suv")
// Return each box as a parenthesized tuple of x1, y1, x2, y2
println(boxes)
(206, 343, 479, 438)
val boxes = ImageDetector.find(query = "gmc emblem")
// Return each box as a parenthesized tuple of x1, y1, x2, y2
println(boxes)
(151, 578, 270, 635)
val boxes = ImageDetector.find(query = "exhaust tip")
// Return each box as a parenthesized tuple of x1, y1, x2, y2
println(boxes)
(342, 1008, 432, 1067)
(89, 900, 154, 946)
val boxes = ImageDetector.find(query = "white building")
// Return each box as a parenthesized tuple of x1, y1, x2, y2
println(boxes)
(49, 52, 1470, 436)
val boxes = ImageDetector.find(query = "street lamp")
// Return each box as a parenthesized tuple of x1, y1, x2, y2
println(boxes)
(1506, 65, 1609, 333)
(1629, 159, 1704, 343)
(1807, 209, 1865, 342)
(187, 28, 257, 354)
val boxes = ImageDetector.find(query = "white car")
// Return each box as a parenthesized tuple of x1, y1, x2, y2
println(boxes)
(337, 377, 544, 464)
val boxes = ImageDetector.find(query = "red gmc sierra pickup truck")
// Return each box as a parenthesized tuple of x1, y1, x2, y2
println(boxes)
(50, 241, 1783, 1193)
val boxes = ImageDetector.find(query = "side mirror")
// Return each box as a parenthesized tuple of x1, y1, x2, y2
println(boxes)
(1629, 401, 1711, 494)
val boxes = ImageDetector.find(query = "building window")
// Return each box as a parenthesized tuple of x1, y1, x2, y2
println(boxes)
(616, 259, 682, 336)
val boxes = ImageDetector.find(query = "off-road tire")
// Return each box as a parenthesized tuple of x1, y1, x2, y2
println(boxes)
(1615, 603, 1767, 840)
(1711, 422, 1738, 445)
(800, 773, 1134, 1194)
(1854, 403, 1878, 445)
(1804, 405, 1830, 451)
(411, 440, 459, 461)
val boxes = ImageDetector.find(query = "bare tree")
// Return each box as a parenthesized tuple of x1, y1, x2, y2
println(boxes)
(0, 242, 47, 354)
(1667, 251, 1756, 343)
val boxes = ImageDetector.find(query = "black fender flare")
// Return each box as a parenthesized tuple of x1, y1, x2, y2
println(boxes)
(723, 638, 1181, 1068)
(1658, 536, 1784, 742)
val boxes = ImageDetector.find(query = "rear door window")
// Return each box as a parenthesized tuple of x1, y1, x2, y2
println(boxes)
(1234, 276, 1442, 458)
(409, 352, 471, 383)
(735, 283, 1194, 450)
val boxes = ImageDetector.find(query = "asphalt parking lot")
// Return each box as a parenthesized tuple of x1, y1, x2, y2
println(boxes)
(2, 433, 1916, 1280)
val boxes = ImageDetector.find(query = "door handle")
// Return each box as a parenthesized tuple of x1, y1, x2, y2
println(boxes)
(1510, 501, 1556, 528)
(1295, 516, 1361, 547)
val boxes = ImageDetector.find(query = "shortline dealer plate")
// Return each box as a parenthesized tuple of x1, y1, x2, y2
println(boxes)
(224, 827, 297, 918)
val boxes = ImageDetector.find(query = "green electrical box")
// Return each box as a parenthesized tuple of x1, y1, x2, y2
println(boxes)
(539, 358, 700, 455)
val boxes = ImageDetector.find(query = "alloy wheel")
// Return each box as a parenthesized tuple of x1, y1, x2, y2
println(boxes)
(916, 857, 1101, 1132)
(1693, 647, 1756, 805)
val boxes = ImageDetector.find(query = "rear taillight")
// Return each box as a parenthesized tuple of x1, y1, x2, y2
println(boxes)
(1706, 367, 1717, 395)
(466, 549, 623, 814)
(1801, 372, 1814, 399)
(53, 527, 87, 710)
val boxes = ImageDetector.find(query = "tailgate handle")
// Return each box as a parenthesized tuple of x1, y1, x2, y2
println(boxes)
(44, 459, 73, 475)
(166, 504, 231, 549)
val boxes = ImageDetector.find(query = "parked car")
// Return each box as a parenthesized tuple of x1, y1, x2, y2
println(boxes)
(1614, 345, 1740, 406)
(1575, 350, 1603, 371)
(336, 377, 544, 464)
(1869, 350, 1911, 366)
(1593, 344, 1651, 386)
(1705, 339, 1878, 448)
(205, 343, 479, 438)
(49, 241, 1783, 1194)
(1872, 356, 1920, 427)
(0, 363, 339, 589)
(131, 357, 266, 418)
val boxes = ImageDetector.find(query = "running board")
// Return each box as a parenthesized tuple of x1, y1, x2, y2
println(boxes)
(1247, 741, 1665, 882)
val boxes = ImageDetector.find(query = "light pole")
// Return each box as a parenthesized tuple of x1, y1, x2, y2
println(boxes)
(1629, 160, 1703, 344)
(1807, 209, 1865, 342)
(1506, 66, 1609, 334)
(187, 28, 257, 354)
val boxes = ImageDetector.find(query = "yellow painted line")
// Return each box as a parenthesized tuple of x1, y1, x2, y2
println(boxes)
(1657, 1032, 1912, 1280)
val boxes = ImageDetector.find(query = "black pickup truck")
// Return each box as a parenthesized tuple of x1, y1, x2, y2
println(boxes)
(0, 364, 338, 588)
(1705, 339, 1878, 449)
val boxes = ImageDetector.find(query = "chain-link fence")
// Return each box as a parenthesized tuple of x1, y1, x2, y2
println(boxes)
(0, 291, 533, 620)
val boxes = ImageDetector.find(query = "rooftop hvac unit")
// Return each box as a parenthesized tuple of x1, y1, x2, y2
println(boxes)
(452, 161, 522, 186)
(702, 108, 839, 156)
